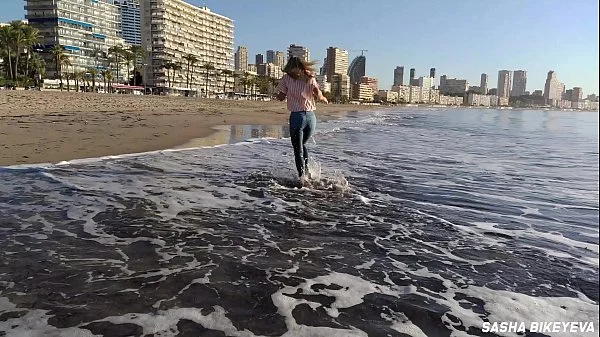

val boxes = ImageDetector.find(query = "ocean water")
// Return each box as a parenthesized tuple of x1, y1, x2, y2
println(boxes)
(0, 107, 598, 337)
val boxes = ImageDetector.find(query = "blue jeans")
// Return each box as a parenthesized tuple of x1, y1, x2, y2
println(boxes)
(289, 111, 316, 177)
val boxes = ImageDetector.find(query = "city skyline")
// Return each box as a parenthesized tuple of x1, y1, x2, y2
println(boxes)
(1, 0, 598, 94)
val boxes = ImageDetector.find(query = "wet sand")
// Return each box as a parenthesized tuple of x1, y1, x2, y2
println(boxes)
(0, 91, 377, 166)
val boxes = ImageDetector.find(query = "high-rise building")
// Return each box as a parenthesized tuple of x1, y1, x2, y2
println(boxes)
(409, 68, 415, 84)
(234, 46, 248, 72)
(326, 47, 349, 82)
(320, 58, 327, 75)
(141, 0, 234, 92)
(440, 75, 447, 88)
(257, 63, 282, 79)
(266, 50, 275, 63)
(393, 66, 404, 86)
(348, 55, 366, 85)
(439, 76, 468, 95)
(543, 71, 565, 106)
(512, 70, 527, 96)
(480, 73, 488, 95)
(111, 0, 141, 46)
(26, 0, 125, 80)
(275, 51, 285, 69)
(571, 87, 583, 102)
(288, 44, 310, 62)
(331, 74, 351, 102)
(429, 68, 436, 78)
(497, 70, 512, 98)
(255, 54, 264, 65)
(360, 76, 378, 93)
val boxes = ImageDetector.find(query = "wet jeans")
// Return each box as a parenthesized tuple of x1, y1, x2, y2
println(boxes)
(289, 111, 316, 177)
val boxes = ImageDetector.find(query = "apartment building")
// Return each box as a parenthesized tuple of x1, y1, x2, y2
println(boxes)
(359, 76, 378, 93)
(112, 0, 141, 45)
(288, 44, 310, 62)
(331, 73, 351, 102)
(378, 90, 398, 103)
(480, 73, 488, 95)
(352, 83, 373, 101)
(511, 70, 527, 96)
(326, 47, 348, 82)
(257, 63, 282, 79)
(234, 46, 248, 72)
(497, 70, 512, 98)
(26, 0, 125, 79)
(543, 71, 565, 106)
(439, 76, 468, 95)
(393, 66, 404, 86)
(141, 0, 234, 94)
(315, 75, 331, 93)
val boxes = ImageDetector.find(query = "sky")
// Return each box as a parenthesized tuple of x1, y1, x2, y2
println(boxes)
(1, 0, 598, 94)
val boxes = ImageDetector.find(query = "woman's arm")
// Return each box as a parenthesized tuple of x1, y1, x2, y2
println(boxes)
(313, 86, 328, 104)
(276, 75, 287, 101)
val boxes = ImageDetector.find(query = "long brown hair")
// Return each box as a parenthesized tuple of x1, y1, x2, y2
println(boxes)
(283, 56, 317, 81)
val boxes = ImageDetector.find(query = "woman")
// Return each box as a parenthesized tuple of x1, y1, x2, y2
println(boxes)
(276, 56, 328, 179)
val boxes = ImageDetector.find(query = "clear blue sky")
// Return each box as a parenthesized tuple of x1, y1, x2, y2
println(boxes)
(2, 0, 598, 94)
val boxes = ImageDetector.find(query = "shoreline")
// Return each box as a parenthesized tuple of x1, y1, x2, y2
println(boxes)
(0, 91, 379, 166)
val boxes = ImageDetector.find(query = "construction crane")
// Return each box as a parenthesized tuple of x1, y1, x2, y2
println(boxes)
(349, 49, 368, 56)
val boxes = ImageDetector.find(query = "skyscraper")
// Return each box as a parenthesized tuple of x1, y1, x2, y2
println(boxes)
(255, 54, 264, 65)
(348, 55, 366, 85)
(26, 0, 125, 80)
(511, 70, 527, 97)
(234, 46, 248, 72)
(288, 44, 310, 62)
(326, 47, 349, 82)
(111, 0, 141, 46)
(571, 87, 583, 102)
(543, 71, 565, 106)
(320, 58, 328, 76)
(266, 50, 275, 63)
(497, 70, 512, 98)
(429, 68, 436, 78)
(409, 68, 416, 85)
(393, 66, 404, 86)
(141, 0, 234, 91)
(480, 73, 488, 95)
(275, 51, 285, 69)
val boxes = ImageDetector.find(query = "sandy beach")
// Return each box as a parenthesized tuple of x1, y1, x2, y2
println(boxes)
(0, 90, 377, 166)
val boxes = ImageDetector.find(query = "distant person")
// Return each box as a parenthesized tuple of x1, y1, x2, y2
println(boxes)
(276, 56, 328, 180)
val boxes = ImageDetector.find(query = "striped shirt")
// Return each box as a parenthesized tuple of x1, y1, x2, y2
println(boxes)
(277, 74, 319, 112)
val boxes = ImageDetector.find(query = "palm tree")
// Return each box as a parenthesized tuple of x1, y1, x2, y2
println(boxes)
(88, 68, 99, 92)
(129, 45, 144, 85)
(29, 52, 45, 85)
(232, 72, 241, 95)
(9, 21, 27, 80)
(60, 55, 71, 92)
(220, 69, 233, 98)
(122, 49, 135, 84)
(172, 62, 182, 88)
(241, 72, 253, 96)
(183, 54, 199, 89)
(50, 45, 65, 89)
(0, 25, 15, 80)
(200, 62, 215, 97)
(100, 69, 112, 93)
(74, 70, 84, 92)
(108, 45, 124, 83)
(21, 24, 41, 77)
(162, 62, 174, 88)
